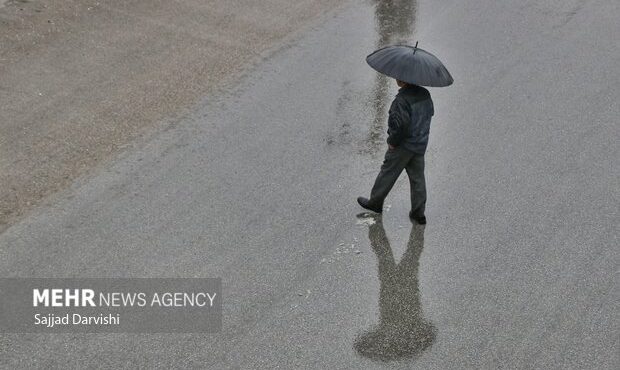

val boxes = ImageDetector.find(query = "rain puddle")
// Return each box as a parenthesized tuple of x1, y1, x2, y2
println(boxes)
(356, 215, 377, 226)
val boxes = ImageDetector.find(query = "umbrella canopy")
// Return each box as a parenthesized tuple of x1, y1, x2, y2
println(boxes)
(366, 44, 453, 87)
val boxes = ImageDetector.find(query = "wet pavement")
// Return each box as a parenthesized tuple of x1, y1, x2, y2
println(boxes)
(0, 0, 347, 233)
(1, 0, 619, 368)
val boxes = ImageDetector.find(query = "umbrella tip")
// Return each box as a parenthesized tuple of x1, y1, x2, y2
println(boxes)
(413, 41, 419, 54)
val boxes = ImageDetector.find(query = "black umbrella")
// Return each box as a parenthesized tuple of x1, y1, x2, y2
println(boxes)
(366, 43, 453, 87)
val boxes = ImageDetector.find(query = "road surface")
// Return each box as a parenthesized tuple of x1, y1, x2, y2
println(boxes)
(1, 0, 618, 368)
(0, 0, 347, 232)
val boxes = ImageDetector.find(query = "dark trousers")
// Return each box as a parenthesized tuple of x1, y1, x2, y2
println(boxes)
(369, 147, 426, 216)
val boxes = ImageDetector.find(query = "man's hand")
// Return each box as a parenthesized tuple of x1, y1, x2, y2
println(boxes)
(388, 144, 396, 150)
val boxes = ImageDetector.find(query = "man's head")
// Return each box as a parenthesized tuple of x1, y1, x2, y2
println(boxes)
(396, 79, 408, 88)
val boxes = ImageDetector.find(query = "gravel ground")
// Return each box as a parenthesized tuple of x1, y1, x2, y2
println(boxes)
(0, 0, 346, 233)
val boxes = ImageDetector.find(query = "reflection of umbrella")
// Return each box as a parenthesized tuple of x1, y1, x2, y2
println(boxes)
(366, 43, 453, 87)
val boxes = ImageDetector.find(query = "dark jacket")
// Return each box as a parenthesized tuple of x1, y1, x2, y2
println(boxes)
(386, 85, 434, 154)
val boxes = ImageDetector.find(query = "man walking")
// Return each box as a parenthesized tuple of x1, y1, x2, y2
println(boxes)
(357, 79, 434, 224)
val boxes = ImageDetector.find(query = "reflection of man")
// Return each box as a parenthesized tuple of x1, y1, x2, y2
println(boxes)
(354, 215, 435, 361)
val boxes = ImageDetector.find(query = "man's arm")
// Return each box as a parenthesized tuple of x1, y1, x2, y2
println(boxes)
(386, 97, 410, 148)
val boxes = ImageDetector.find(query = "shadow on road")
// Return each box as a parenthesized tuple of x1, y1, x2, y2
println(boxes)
(354, 214, 435, 361)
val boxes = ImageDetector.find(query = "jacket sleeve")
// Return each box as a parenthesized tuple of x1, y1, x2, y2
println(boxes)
(386, 96, 410, 147)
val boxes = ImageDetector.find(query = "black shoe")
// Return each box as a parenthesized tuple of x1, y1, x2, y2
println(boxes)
(409, 211, 426, 224)
(357, 197, 382, 213)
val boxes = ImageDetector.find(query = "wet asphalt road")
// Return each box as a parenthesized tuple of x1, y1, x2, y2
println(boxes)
(1, 0, 619, 368)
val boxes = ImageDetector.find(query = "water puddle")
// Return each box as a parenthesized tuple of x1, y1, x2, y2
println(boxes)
(363, 0, 418, 155)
